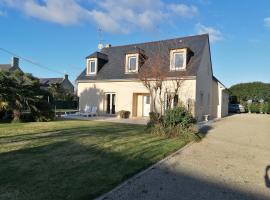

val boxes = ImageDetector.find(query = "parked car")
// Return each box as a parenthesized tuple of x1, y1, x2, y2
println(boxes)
(229, 104, 245, 113)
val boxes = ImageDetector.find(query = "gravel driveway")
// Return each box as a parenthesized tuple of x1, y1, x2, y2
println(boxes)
(97, 114, 270, 200)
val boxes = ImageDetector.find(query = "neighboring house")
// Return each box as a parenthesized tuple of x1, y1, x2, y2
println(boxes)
(40, 74, 74, 94)
(76, 34, 228, 121)
(0, 57, 23, 72)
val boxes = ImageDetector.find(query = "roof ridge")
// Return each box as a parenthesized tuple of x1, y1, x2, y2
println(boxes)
(102, 34, 209, 49)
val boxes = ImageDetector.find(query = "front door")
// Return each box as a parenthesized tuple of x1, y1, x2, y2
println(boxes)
(106, 93, 116, 114)
(143, 95, 150, 117)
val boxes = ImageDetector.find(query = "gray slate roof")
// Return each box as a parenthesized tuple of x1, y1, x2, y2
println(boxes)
(39, 78, 64, 86)
(0, 64, 15, 71)
(77, 34, 209, 81)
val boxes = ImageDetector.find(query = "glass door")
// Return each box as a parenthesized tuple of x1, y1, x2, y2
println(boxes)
(105, 93, 116, 115)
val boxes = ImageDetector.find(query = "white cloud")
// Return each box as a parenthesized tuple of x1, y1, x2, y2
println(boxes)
(264, 17, 270, 27)
(1, 0, 199, 33)
(2, 0, 89, 25)
(196, 23, 223, 42)
(167, 4, 198, 18)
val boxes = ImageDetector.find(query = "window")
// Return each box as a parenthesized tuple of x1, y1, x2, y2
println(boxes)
(200, 92, 204, 107)
(173, 95, 179, 107)
(87, 59, 97, 75)
(164, 93, 179, 110)
(170, 49, 187, 71)
(126, 54, 138, 73)
(174, 53, 184, 69)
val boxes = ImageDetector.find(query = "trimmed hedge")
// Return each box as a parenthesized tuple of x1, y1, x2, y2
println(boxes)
(54, 100, 78, 109)
(248, 102, 270, 114)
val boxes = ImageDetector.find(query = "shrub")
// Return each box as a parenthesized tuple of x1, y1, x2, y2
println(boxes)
(249, 103, 260, 113)
(163, 107, 196, 128)
(263, 102, 270, 114)
(32, 101, 55, 122)
(147, 107, 197, 139)
(20, 112, 34, 122)
(118, 110, 130, 119)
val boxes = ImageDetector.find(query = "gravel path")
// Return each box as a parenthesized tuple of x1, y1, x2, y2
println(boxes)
(97, 114, 270, 200)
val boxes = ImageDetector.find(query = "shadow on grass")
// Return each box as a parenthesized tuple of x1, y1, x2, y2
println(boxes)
(0, 138, 269, 200)
(0, 123, 144, 144)
(0, 140, 158, 200)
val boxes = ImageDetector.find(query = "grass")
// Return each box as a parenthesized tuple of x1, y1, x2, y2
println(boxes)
(0, 120, 192, 200)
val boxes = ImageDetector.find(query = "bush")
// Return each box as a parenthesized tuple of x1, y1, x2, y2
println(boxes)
(147, 107, 197, 139)
(54, 100, 78, 109)
(118, 110, 130, 119)
(20, 112, 34, 122)
(163, 107, 196, 128)
(262, 102, 270, 114)
(249, 103, 260, 113)
(32, 101, 55, 122)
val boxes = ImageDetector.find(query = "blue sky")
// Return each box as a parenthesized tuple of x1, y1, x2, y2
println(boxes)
(0, 0, 270, 87)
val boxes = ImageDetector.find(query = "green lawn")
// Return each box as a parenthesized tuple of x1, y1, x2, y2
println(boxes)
(0, 120, 190, 200)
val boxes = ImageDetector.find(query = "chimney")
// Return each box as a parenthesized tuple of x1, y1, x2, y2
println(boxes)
(64, 74, 68, 80)
(98, 43, 103, 50)
(105, 44, 111, 48)
(11, 57, 19, 68)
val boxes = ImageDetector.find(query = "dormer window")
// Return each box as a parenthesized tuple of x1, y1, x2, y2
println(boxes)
(126, 53, 139, 73)
(86, 58, 97, 75)
(170, 49, 187, 71)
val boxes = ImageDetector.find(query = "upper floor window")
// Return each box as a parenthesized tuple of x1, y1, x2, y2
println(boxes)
(170, 49, 187, 71)
(126, 54, 139, 73)
(86, 58, 97, 75)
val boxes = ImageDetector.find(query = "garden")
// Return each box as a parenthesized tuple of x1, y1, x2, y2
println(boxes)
(0, 119, 196, 200)
(0, 70, 199, 200)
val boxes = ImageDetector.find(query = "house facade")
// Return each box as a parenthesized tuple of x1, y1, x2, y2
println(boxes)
(76, 34, 228, 121)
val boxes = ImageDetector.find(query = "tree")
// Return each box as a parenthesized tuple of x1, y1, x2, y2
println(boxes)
(138, 42, 183, 116)
(230, 82, 270, 102)
(0, 70, 54, 122)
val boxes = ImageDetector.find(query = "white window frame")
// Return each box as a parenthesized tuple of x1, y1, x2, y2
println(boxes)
(125, 53, 139, 73)
(170, 49, 187, 71)
(86, 58, 97, 75)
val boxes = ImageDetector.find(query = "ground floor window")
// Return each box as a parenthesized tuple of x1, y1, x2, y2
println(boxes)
(165, 93, 179, 110)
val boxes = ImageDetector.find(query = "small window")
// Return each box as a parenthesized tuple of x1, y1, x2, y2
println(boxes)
(128, 56, 137, 71)
(126, 54, 138, 73)
(170, 49, 187, 71)
(200, 92, 204, 106)
(174, 53, 184, 69)
(173, 95, 179, 107)
(87, 59, 97, 75)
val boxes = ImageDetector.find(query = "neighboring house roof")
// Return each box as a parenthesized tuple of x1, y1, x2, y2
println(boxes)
(0, 64, 13, 71)
(39, 78, 64, 86)
(77, 34, 209, 81)
(0, 57, 23, 72)
(39, 75, 74, 93)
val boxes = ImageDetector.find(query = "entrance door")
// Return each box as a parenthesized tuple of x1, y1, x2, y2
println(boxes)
(143, 95, 150, 117)
(106, 93, 116, 114)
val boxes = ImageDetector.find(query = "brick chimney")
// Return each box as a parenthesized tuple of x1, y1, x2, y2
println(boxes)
(64, 74, 68, 80)
(11, 57, 19, 68)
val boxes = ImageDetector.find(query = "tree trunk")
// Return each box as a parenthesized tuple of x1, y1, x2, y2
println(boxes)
(12, 109, 21, 122)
